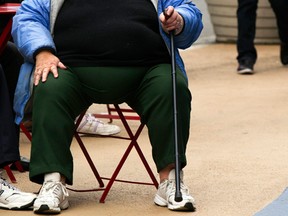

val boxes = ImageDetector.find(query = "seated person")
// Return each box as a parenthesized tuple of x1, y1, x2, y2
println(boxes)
(12, 0, 203, 214)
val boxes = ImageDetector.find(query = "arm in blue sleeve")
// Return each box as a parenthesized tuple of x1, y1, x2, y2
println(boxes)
(175, 1, 203, 49)
(11, 0, 56, 63)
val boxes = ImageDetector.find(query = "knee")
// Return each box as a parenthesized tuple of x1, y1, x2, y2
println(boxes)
(34, 76, 63, 99)
(155, 76, 191, 107)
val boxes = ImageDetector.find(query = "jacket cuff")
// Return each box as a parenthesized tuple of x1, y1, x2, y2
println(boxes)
(33, 46, 56, 60)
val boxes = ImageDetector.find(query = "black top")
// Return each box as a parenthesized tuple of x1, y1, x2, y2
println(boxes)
(53, 0, 170, 67)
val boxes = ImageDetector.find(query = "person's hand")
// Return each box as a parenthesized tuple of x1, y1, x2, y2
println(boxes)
(159, 6, 184, 35)
(34, 51, 66, 86)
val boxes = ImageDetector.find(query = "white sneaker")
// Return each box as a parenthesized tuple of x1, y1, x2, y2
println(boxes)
(154, 169, 196, 211)
(0, 177, 36, 210)
(76, 113, 121, 136)
(33, 181, 69, 214)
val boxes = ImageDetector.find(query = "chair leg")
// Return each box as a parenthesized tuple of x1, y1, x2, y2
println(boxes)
(13, 160, 24, 172)
(74, 111, 105, 188)
(73, 104, 158, 203)
(106, 104, 113, 123)
(20, 123, 32, 141)
(133, 136, 159, 189)
(98, 104, 158, 203)
(99, 122, 158, 203)
(113, 104, 158, 189)
(74, 132, 105, 188)
(3, 165, 17, 183)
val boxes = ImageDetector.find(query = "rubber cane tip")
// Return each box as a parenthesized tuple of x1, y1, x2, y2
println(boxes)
(175, 193, 183, 202)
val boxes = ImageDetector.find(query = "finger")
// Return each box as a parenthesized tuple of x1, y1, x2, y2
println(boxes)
(165, 20, 178, 31)
(159, 13, 166, 23)
(58, 61, 67, 69)
(34, 69, 42, 86)
(41, 67, 50, 83)
(34, 77, 39, 86)
(50, 65, 59, 78)
(165, 6, 174, 18)
(164, 8, 170, 20)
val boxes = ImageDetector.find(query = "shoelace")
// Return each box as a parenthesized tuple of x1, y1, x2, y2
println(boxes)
(166, 180, 190, 196)
(0, 178, 18, 191)
(38, 181, 68, 199)
(77, 113, 105, 132)
(85, 113, 104, 125)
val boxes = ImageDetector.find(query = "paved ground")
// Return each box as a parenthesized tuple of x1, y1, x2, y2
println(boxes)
(2, 43, 288, 216)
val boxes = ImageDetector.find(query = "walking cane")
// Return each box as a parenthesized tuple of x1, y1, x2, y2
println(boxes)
(163, 7, 183, 202)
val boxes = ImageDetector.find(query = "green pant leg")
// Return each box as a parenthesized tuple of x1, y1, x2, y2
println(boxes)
(127, 64, 192, 173)
(30, 69, 91, 185)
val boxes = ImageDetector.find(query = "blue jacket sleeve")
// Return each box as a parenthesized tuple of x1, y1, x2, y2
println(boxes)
(160, 0, 203, 49)
(11, 0, 55, 63)
(175, 0, 203, 48)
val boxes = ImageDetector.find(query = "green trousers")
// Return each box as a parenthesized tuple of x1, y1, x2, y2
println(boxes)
(30, 64, 192, 184)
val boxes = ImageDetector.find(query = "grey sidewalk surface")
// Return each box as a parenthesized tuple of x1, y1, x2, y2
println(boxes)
(4, 42, 287, 216)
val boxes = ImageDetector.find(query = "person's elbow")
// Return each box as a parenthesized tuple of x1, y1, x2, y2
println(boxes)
(176, 21, 203, 49)
(175, 10, 203, 49)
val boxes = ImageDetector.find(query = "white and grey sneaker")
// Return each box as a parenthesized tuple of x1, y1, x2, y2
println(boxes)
(154, 169, 196, 211)
(0, 177, 36, 210)
(76, 113, 121, 136)
(33, 180, 69, 214)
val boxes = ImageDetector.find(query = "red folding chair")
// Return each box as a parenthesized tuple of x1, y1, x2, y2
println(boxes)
(0, 3, 21, 53)
(70, 104, 158, 203)
(19, 104, 158, 203)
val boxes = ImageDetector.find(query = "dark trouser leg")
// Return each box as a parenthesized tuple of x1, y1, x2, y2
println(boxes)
(30, 69, 91, 185)
(268, 0, 288, 44)
(268, 0, 288, 65)
(0, 42, 22, 167)
(0, 42, 23, 105)
(127, 64, 192, 173)
(237, 0, 258, 63)
(0, 66, 20, 167)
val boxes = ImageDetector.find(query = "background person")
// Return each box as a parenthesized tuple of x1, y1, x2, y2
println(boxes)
(0, 0, 37, 209)
(236, 0, 288, 74)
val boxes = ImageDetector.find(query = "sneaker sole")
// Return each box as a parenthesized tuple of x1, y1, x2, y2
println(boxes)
(237, 68, 254, 74)
(154, 194, 168, 207)
(77, 130, 120, 136)
(34, 204, 61, 214)
(77, 127, 121, 136)
(168, 202, 196, 212)
(34, 200, 69, 214)
(0, 198, 36, 210)
(34, 203, 69, 214)
(154, 194, 196, 212)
